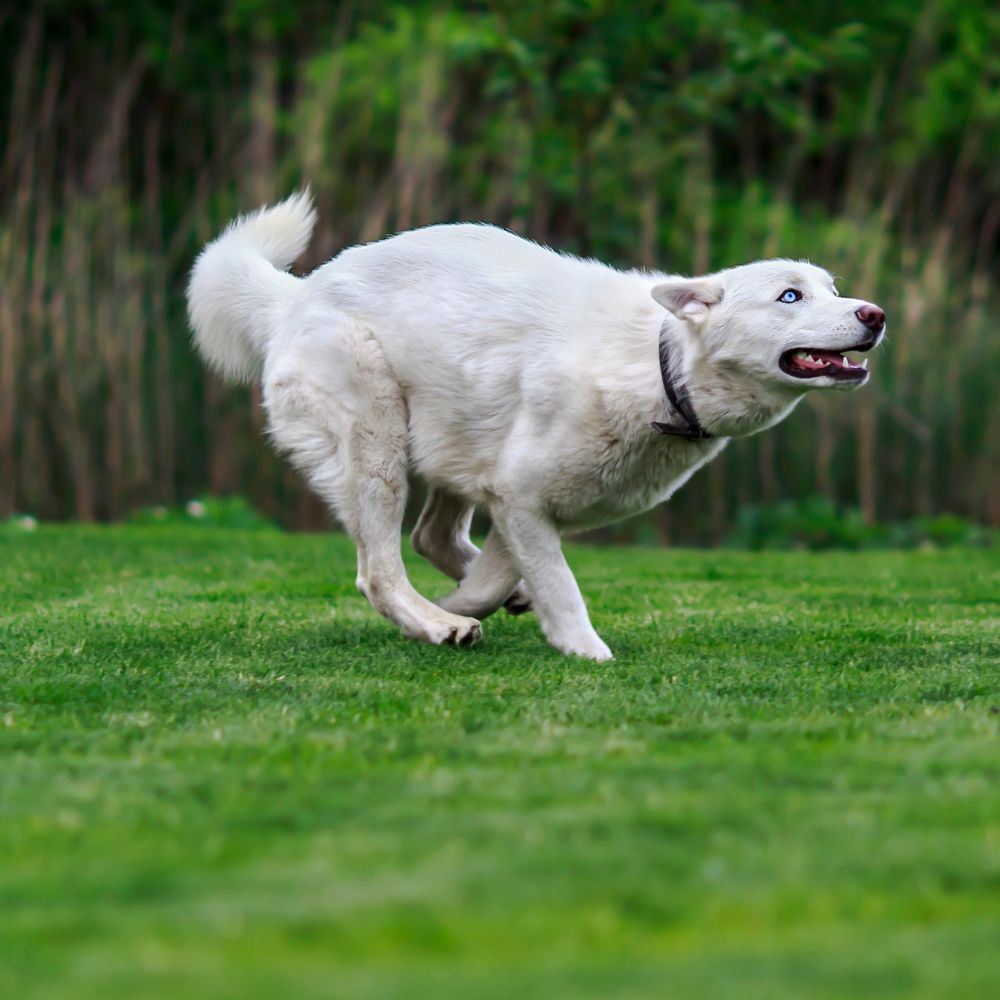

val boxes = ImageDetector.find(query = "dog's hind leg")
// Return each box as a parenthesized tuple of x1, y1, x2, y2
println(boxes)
(435, 528, 524, 620)
(411, 489, 479, 580)
(413, 488, 534, 616)
(414, 490, 534, 617)
(265, 333, 481, 648)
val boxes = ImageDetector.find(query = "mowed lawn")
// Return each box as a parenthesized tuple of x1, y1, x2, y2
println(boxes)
(1, 525, 997, 1000)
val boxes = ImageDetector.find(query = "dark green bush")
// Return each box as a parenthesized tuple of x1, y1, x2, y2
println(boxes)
(126, 496, 279, 531)
(726, 498, 993, 551)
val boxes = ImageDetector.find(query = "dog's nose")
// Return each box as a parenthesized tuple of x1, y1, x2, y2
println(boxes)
(855, 303, 885, 332)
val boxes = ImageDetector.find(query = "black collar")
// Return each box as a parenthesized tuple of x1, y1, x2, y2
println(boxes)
(650, 325, 713, 440)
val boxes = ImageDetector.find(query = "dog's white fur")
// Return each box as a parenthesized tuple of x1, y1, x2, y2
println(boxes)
(188, 192, 883, 659)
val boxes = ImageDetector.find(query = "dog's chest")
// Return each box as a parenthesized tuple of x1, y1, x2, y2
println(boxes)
(548, 432, 728, 530)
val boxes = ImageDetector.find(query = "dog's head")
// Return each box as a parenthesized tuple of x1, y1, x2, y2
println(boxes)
(651, 260, 885, 395)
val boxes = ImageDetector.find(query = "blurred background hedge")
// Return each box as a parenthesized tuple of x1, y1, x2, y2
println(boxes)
(2, 1, 998, 542)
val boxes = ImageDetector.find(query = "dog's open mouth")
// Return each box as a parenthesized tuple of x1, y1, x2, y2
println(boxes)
(779, 346, 871, 381)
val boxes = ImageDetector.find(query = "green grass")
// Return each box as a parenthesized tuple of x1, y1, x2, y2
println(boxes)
(1, 525, 997, 999)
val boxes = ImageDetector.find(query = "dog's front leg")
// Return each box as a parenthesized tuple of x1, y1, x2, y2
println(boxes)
(492, 505, 612, 661)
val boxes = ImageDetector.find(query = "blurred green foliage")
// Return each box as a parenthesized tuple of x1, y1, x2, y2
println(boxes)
(1, 1, 998, 537)
(115, 494, 995, 550)
(726, 497, 995, 550)
(125, 495, 280, 531)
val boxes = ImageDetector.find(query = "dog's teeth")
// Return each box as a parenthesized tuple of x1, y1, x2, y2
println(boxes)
(861, 358, 868, 369)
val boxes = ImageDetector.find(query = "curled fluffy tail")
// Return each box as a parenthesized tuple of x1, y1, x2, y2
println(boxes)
(186, 191, 317, 382)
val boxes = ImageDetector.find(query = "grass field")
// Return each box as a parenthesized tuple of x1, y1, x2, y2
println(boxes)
(1, 524, 997, 999)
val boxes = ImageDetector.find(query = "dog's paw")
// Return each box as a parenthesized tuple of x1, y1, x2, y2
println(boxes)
(445, 619, 482, 648)
(503, 586, 533, 616)
(420, 615, 482, 649)
(550, 633, 613, 661)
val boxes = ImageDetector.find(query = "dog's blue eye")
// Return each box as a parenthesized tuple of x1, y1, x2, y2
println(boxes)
(778, 289, 802, 303)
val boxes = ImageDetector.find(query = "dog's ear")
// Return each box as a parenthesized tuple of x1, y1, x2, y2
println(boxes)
(651, 277, 723, 326)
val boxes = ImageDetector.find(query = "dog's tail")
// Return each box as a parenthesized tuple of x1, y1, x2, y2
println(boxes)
(186, 190, 317, 383)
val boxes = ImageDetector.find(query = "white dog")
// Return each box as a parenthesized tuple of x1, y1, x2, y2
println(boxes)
(187, 192, 885, 659)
